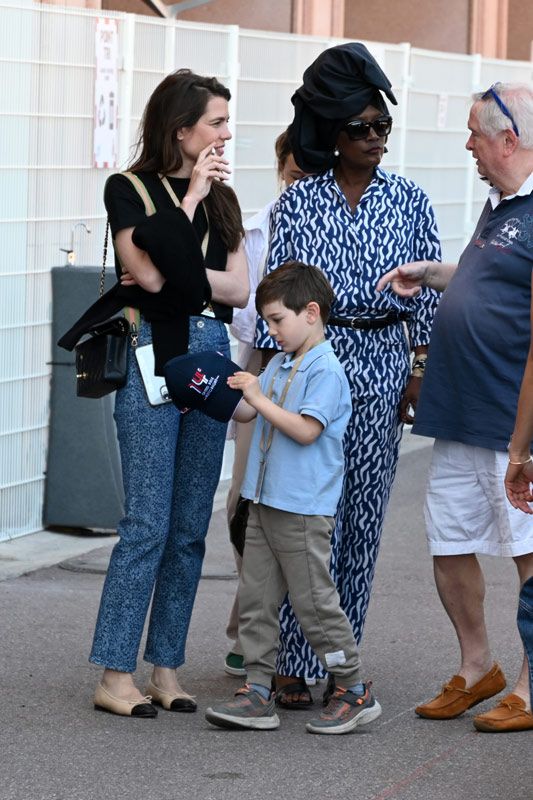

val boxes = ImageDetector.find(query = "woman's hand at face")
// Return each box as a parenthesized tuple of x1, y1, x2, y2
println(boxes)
(186, 143, 231, 203)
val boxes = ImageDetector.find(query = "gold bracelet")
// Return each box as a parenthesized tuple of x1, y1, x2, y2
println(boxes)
(508, 455, 533, 465)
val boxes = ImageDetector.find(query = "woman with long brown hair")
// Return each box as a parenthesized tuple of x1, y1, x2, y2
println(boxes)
(88, 69, 248, 717)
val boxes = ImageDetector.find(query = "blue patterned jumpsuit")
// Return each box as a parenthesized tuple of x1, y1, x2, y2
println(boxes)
(256, 167, 441, 678)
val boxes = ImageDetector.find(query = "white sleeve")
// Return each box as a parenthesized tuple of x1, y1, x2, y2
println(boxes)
(230, 217, 270, 346)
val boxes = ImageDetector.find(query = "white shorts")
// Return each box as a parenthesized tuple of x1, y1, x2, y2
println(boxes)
(425, 440, 533, 557)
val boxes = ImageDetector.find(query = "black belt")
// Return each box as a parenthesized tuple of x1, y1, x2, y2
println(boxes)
(327, 311, 410, 330)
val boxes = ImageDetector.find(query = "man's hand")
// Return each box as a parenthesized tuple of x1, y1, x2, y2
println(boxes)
(376, 262, 429, 297)
(504, 460, 533, 514)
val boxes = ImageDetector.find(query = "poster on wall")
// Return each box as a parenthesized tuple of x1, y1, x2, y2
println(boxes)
(93, 17, 118, 169)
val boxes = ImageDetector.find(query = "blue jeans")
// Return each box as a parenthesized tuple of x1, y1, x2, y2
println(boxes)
(90, 316, 230, 672)
(518, 575, 533, 704)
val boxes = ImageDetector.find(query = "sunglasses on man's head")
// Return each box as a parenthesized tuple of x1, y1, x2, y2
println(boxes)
(342, 116, 393, 141)
(481, 83, 519, 137)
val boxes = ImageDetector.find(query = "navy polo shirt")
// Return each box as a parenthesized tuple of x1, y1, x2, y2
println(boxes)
(413, 190, 533, 451)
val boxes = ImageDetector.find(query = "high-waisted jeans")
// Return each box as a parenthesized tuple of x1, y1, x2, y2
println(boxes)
(518, 575, 533, 703)
(90, 316, 230, 672)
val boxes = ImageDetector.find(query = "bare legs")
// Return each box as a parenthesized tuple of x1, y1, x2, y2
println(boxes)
(433, 555, 493, 686)
(433, 552, 533, 709)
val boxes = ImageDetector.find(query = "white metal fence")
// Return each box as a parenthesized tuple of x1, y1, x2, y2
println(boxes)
(1, 0, 532, 539)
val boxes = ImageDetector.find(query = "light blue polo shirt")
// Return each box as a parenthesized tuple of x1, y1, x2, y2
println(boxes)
(240, 340, 352, 516)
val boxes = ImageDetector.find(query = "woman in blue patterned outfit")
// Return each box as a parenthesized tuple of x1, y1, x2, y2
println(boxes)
(255, 43, 441, 705)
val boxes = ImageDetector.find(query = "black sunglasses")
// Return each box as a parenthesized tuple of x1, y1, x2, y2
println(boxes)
(481, 83, 519, 137)
(342, 116, 393, 141)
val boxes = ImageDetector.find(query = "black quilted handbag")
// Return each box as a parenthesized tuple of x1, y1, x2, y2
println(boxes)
(75, 315, 130, 398)
(73, 220, 135, 398)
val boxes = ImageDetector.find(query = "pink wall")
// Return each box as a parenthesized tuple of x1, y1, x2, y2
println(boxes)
(344, 0, 470, 54)
(100, 0, 533, 63)
(507, 0, 533, 60)
(177, 0, 292, 31)
(102, 0, 292, 31)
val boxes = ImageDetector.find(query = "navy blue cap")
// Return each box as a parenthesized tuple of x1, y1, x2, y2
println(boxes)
(164, 351, 243, 422)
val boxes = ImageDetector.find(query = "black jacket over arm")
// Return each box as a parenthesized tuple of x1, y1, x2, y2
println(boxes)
(58, 208, 211, 375)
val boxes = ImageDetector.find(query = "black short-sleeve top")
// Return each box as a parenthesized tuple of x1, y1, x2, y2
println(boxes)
(104, 171, 232, 323)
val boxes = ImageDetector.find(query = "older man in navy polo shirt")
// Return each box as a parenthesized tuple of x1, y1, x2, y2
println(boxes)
(377, 82, 533, 733)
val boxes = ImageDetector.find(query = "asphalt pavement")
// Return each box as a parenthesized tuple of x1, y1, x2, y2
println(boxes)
(1, 435, 531, 800)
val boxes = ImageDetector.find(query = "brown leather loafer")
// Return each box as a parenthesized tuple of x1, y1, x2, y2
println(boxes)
(473, 693, 533, 732)
(415, 663, 506, 719)
(146, 679, 197, 712)
(94, 683, 157, 718)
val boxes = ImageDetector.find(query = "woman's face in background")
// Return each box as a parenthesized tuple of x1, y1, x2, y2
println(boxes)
(280, 153, 308, 187)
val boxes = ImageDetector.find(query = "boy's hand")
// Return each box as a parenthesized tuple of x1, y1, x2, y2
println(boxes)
(229, 371, 323, 445)
(228, 371, 262, 404)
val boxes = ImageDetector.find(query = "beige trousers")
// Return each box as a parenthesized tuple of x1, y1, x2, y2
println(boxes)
(238, 503, 362, 689)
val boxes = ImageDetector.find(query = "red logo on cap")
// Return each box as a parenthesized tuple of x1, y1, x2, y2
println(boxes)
(188, 368, 209, 396)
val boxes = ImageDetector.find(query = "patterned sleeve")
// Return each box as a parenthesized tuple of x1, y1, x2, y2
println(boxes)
(254, 194, 293, 349)
(406, 188, 442, 347)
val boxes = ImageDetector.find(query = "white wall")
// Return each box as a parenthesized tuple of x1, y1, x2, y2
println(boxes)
(0, 0, 532, 538)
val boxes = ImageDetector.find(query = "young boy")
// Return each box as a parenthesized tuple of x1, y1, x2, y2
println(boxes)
(205, 261, 381, 735)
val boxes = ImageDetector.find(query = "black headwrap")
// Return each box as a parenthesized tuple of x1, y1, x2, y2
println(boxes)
(288, 42, 398, 173)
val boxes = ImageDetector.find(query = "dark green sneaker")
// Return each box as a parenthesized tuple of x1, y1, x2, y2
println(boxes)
(306, 683, 382, 735)
(224, 651, 246, 677)
(206, 685, 280, 730)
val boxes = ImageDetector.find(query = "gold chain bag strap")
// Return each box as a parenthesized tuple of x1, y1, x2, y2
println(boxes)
(75, 218, 136, 399)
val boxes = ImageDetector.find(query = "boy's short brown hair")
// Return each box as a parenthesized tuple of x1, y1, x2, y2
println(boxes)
(255, 261, 334, 324)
